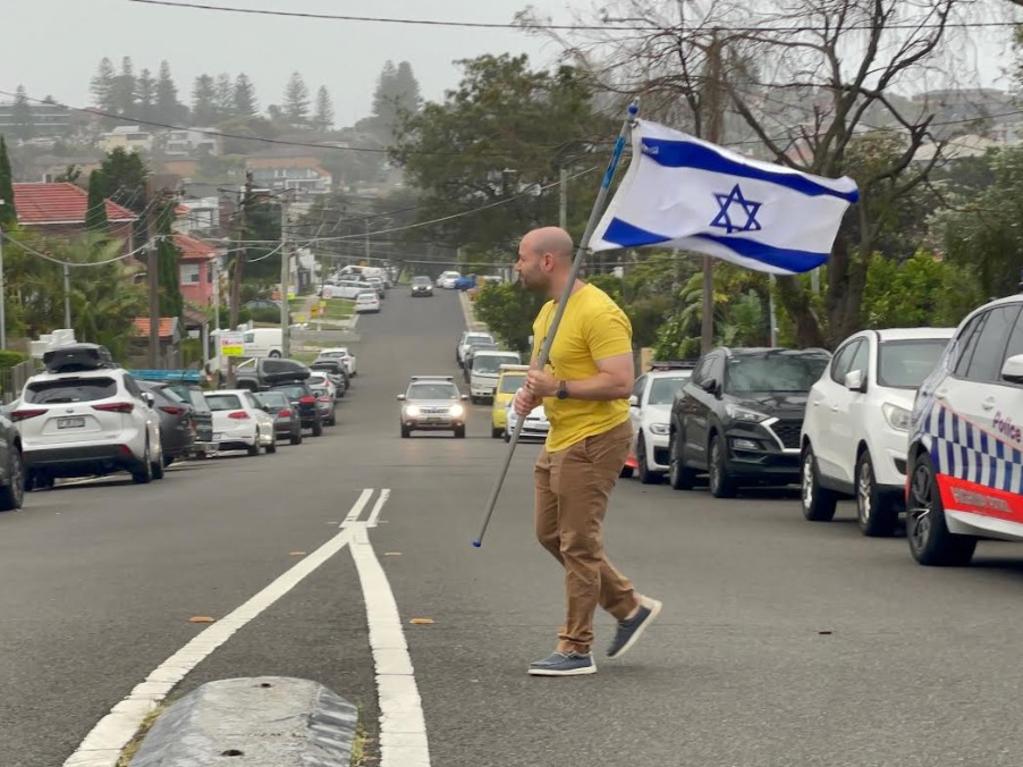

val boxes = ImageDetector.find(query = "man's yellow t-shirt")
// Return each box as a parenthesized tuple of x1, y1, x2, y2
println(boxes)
(531, 283, 633, 452)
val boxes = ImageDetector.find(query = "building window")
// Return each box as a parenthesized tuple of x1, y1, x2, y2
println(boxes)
(180, 263, 201, 285)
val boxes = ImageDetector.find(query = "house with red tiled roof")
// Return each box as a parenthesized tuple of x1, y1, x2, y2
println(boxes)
(174, 233, 222, 309)
(12, 182, 138, 252)
(130, 316, 183, 368)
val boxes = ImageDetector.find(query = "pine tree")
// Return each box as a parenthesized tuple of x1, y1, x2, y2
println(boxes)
(0, 135, 16, 228)
(214, 73, 234, 121)
(313, 86, 335, 132)
(155, 60, 185, 124)
(283, 72, 310, 125)
(114, 56, 137, 116)
(372, 60, 398, 120)
(394, 61, 422, 115)
(85, 170, 109, 232)
(12, 85, 35, 141)
(371, 60, 420, 140)
(90, 57, 117, 112)
(136, 68, 156, 121)
(192, 74, 218, 125)
(156, 201, 183, 318)
(233, 74, 258, 116)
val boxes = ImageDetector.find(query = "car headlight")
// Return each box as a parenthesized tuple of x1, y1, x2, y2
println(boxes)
(883, 402, 912, 431)
(404, 405, 420, 417)
(449, 404, 464, 417)
(649, 423, 670, 435)
(724, 404, 770, 423)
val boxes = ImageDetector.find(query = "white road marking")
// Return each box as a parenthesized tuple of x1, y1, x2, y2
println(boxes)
(62, 490, 374, 767)
(349, 490, 431, 767)
(367, 488, 391, 527)
(342, 487, 375, 527)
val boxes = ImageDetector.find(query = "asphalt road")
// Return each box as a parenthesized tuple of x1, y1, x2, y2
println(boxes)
(3, 287, 1023, 767)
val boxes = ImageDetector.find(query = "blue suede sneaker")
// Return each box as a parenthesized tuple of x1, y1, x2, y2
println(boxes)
(528, 651, 597, 676)
(607, 596, 662, 659)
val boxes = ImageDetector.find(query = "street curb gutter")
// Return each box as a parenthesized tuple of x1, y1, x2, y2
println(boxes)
(129, 677, 357, 766)
(458, 290, 487, 332)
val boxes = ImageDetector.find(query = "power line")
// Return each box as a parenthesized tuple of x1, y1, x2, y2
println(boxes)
(128, 0, 1022, 33)
(0, 230, 159, 268)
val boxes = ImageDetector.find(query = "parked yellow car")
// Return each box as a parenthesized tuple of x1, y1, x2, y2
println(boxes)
(491, 364, 529, 439)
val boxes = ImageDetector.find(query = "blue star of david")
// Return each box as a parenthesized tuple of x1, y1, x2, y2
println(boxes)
(710, 184, 762, 234)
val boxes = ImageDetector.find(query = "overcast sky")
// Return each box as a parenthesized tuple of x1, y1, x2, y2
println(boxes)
(1, 0, 1016, 128)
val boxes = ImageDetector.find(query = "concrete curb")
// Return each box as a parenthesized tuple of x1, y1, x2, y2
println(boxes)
(128, 677, 358, 766)
(458, 290, 487, 332)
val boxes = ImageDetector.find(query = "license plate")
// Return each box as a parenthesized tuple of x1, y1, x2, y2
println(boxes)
(214, 432, 225, 440)
(424, 417, 443, 423)
(57, 416, 86, 429)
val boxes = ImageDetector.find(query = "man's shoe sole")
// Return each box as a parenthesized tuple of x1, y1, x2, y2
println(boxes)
(608, 598, 663, 659)
(527, 664, 597, 677)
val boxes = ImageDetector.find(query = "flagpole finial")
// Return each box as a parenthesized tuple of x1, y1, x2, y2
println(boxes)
(627, 101, 639, 118)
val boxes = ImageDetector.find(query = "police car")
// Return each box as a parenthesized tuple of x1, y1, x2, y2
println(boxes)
(623, 362, 696, 483)
(906, 294, 1023, 565)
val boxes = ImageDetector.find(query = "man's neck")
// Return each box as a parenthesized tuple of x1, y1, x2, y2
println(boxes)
(549, 277, 585, 303)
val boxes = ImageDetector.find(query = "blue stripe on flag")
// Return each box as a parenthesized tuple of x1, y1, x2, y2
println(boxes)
(600, 217, 671, 248)
(640, 138, 861, 203)
(689, 234, 828, 273)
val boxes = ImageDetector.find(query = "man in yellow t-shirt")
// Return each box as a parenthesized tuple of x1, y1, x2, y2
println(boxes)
(512, 226, 662, 677)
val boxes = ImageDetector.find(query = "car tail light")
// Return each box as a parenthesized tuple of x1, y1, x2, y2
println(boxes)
(317, 394, 331, 403)
(279, 408, 293, 418)
(160, 405, 186, 416)
(299, 395, 316, 405)
(11, 408, 46, 422)
(93, 401, 134, 414)
(228, 410, 250, 420)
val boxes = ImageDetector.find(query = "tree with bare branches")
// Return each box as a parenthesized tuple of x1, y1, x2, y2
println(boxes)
(519, 0, 996, 346)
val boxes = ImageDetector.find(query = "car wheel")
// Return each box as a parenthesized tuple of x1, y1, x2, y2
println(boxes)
(151, 453, 165, 480)
(668, 432, 696, 490)
(454, 426, 466, 439)
(329, 413, 337, 427)
(266, 438, 277, 454)
(163, 455, 174, 468)
(290, 431, 301, 445)
(503, 430, 511, 443)
(492, 426, 503, 439)
(401, 424, 410, 438)
(856, 450, 896, 537)
(708, 433, 737, 498)
(269, 350, 282, 358)
(247, 441, 260, 456)
(906, 451, 977, 566)
(133, 442, 154, 484)
(0, 447, 25, 511)
(312, 419, 323, 437)
(637, 435, 661, 485)
(619, 464, 634, 478)
(801, 444, 837, 521)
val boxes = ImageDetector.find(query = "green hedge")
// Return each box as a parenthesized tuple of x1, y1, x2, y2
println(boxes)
(0, 350, 27, 369)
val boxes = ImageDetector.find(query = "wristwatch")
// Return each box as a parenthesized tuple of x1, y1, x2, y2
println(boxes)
(556, 380, 569, 400)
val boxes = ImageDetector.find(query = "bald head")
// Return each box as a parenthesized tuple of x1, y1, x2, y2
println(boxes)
(521, 227, 574, 262)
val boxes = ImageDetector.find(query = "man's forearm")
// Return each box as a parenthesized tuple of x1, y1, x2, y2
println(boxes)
(562, 373, 631, 401)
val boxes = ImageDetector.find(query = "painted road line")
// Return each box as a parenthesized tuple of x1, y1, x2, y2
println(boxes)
(62, 490, 375, 767)
(367, 488, 391, 527)
(349, 501, 431, 767)
(341, 487, 375, 527)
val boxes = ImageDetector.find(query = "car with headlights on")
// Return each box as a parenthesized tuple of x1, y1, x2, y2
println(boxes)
(397, 376, 469, 438)
(623, 362, 696, 483)
(800, 327, 954, 536)
(668, 347, 831, 497)
(410, 276, 434, 296)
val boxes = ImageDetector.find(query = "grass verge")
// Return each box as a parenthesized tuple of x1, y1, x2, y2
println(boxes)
(116, 700, 171, 766)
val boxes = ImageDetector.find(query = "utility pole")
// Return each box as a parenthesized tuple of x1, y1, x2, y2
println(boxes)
(0, 218, 6, 350)
(280, 194, 290, 358)
(63, 264, 72, 330)
(145, 179, 161, 368)
(364, 218, 370, 264)
(559, 166, 568, 230)
(701, 33, 724, 355)
(227, 172, 252, 387)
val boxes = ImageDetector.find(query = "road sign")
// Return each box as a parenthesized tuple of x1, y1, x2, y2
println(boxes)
(219, 332, 244, 357)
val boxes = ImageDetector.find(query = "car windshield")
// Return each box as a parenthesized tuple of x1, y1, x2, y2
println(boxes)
(256, 392, 288, 408)
(357, 293, 376, 301)
(408, 383, 458, 400)
(499, 373, 527, 393)
(413, 277, 431, 285)
(154, 386, 185, 403)
(25, 377, 117, 404)
(272, 385, 308, 399)
(878, 339, 948, 388)
(167, 385, 209, 411)
(311, 362, 341, 373)
(205, 394, 243, 411)
(725, 354, 829, 394)
(648, 376, 689, 404)
(474, 355, 520, 374)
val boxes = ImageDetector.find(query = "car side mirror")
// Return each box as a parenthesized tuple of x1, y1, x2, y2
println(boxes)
(1002, 353, 1023, 384)
(844, 369, 866, 393)
(701, 378, 719, 396)
(142, 392, 155, 407)
(396, 394, 406, 401)
(461, 394, 469, 401)
(628, 394, 639, 408)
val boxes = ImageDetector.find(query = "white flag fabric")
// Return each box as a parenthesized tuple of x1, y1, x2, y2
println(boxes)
(590, 120, 859, 274)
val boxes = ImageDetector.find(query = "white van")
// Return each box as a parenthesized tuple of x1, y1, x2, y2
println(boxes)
(322, 280, 377, 300)
(470, 350, 522, 403)
(243, 328, 282, 358)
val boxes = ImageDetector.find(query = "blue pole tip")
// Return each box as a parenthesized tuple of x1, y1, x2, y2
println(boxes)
(471, 539, 482, 548)
(627, 103, 639, 116)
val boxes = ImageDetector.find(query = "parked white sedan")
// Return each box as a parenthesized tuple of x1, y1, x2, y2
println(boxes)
(355, 291, 381, 314)
(505, 402, 550, 442)
(204, 389, 276, 456)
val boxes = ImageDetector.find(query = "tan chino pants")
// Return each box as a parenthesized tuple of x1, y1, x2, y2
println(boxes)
(534, 419, 637, 654)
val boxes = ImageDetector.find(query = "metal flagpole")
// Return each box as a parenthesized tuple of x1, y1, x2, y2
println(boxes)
(472, 102, 639, 548)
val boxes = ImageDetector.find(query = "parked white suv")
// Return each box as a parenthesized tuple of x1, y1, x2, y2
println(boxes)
(904, 296, 1023, 565)
(316, 347, 357, 377)
(438, 271, 461, 289)
(15, 344, 163, 487)
(204, 389, 276, 455)
(457, 331, 494, 367)
(800, 328, 954, 536)
(624, 363, 695, 483)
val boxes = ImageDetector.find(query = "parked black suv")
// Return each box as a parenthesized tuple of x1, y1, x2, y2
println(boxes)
(268, 381, 324, 437)
(668, 347, 830, 497)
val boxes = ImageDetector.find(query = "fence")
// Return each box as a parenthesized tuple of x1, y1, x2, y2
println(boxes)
(0, 360, 38, 404)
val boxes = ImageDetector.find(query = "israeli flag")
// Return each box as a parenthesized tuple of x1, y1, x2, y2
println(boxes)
(590, 121, 859, 274)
